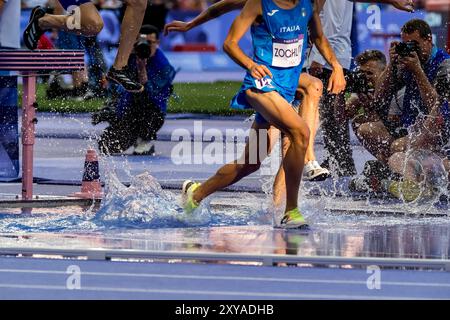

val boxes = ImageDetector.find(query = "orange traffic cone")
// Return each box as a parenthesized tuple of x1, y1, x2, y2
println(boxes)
(71, 148, 103, 199)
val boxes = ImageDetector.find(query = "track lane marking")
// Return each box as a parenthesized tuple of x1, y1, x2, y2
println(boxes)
(0, 268, 449, 288)
(0, 283, 440, 300)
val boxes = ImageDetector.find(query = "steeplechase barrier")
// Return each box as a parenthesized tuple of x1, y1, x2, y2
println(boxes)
(0, 50, 85, 201)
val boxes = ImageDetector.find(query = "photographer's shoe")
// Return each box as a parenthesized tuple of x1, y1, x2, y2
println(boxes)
(121, 145, 135, 155)
(106, 67, 144, 93)
(133, 139, 155, 156)
(23, 6, 46, 50)
(387, 180, 434, 202)
(349, 175, 371, 193)
(181, 180, 201, 214)
(304, 160, 330, 181)
(280, 208, 309, 229)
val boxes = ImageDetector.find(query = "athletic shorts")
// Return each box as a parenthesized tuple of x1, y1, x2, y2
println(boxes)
(230, 66, 302, 125)
(58, 0, 92, 10)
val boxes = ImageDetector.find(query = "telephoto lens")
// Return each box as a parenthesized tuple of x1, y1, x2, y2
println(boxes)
(134, 37, 151, 60)
(395, 41, 420, 57)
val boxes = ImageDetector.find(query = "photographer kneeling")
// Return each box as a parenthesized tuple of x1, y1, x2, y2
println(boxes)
(354, 19, 450, 199)
(346, 50, 408, 183)
(93, 25, 176, 155)
(345, 50, 388, 143)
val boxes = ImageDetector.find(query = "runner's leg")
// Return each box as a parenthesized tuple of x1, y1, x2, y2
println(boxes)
(245, 89, 310, 212)
(297, 73, 323, 163)
(357, 121, 395, 163)
(272, 74, 323, 207)
(39, 2, 103, 36)
(112, 0, 147, 70)
(192, 120, 271, 203)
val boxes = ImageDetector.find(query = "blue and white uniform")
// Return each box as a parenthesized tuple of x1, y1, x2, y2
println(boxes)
(230, 0, 313, 124)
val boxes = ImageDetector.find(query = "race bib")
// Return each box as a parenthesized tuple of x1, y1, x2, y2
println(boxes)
(272, 35, 303, 68)
(254, 76, 275, 90)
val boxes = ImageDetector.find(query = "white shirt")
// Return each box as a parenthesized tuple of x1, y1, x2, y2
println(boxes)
(388, 87, 406, 117)
(0, 0, 21, 49)
(306, 0, 354, 70)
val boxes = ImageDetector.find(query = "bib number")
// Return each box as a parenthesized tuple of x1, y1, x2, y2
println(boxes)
(272, 36, 303, 68)
(254, 76, 274, 90)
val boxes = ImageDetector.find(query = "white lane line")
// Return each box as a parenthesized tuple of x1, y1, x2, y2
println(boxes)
(0, 283, 438, 300)
(0, 268, 449, 288)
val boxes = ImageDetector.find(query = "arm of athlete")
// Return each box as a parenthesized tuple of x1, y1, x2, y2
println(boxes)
(350, 0, 414, 12)
(223, 0, 271, 80)
(0, 0, 5, 16)
(314, 0, 326, 12)
(309, 5, 346, 94)
(164, 0, 246, 35)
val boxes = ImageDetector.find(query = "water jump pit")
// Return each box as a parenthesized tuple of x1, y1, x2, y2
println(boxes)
(0, 172, 449, 270)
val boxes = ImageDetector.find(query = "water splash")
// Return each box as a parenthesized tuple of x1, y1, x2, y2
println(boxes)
(94, 171, 212, 228)
(0, 169, 274, 233)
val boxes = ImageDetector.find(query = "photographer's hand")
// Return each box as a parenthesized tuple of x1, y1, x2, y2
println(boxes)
(400, 52, 439, 113)
(381, 41, 403, 84)
(373, 42, 402, 115)
(389, 41, 400, 64)
(399, 51, 422, 74)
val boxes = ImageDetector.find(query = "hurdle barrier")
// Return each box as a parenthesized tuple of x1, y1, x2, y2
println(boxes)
(0, 50, 85, 201)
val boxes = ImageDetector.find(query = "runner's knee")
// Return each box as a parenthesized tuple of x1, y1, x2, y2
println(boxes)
(357, 122, 376, 139)
(390, 138, 407, 154)
(388, 152, 407, 174)
(287, 124, 310, 150)
(81, 12, 104, 35)
(305, 77, 323, 99)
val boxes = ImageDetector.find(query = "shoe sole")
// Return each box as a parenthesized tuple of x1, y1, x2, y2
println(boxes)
(133, 152, 156, 156)
(305, 172, 331, 182)
(106, 74, 144, 93)
(276, 223, 310, 230)
(23, 7, 45, 50)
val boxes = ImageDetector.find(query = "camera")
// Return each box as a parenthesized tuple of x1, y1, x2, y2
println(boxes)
(345, 70, 373, 94)
(395, 41, 420, 57)
(134, 37, 151, 60)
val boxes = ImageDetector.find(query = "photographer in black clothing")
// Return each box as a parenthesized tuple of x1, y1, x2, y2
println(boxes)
(93, 25, 176, 155)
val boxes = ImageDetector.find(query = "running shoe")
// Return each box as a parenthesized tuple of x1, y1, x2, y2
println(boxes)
(23, 6, 47, 50)
(181, 180, 201, 214)
(133, 139, 155, 156)
(106, 67, 144, 93)
(280, 208, 309, 229)
(303, 160, 330, 181)
(387, 179, 434, 202)
(349, 175, 385, 194)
